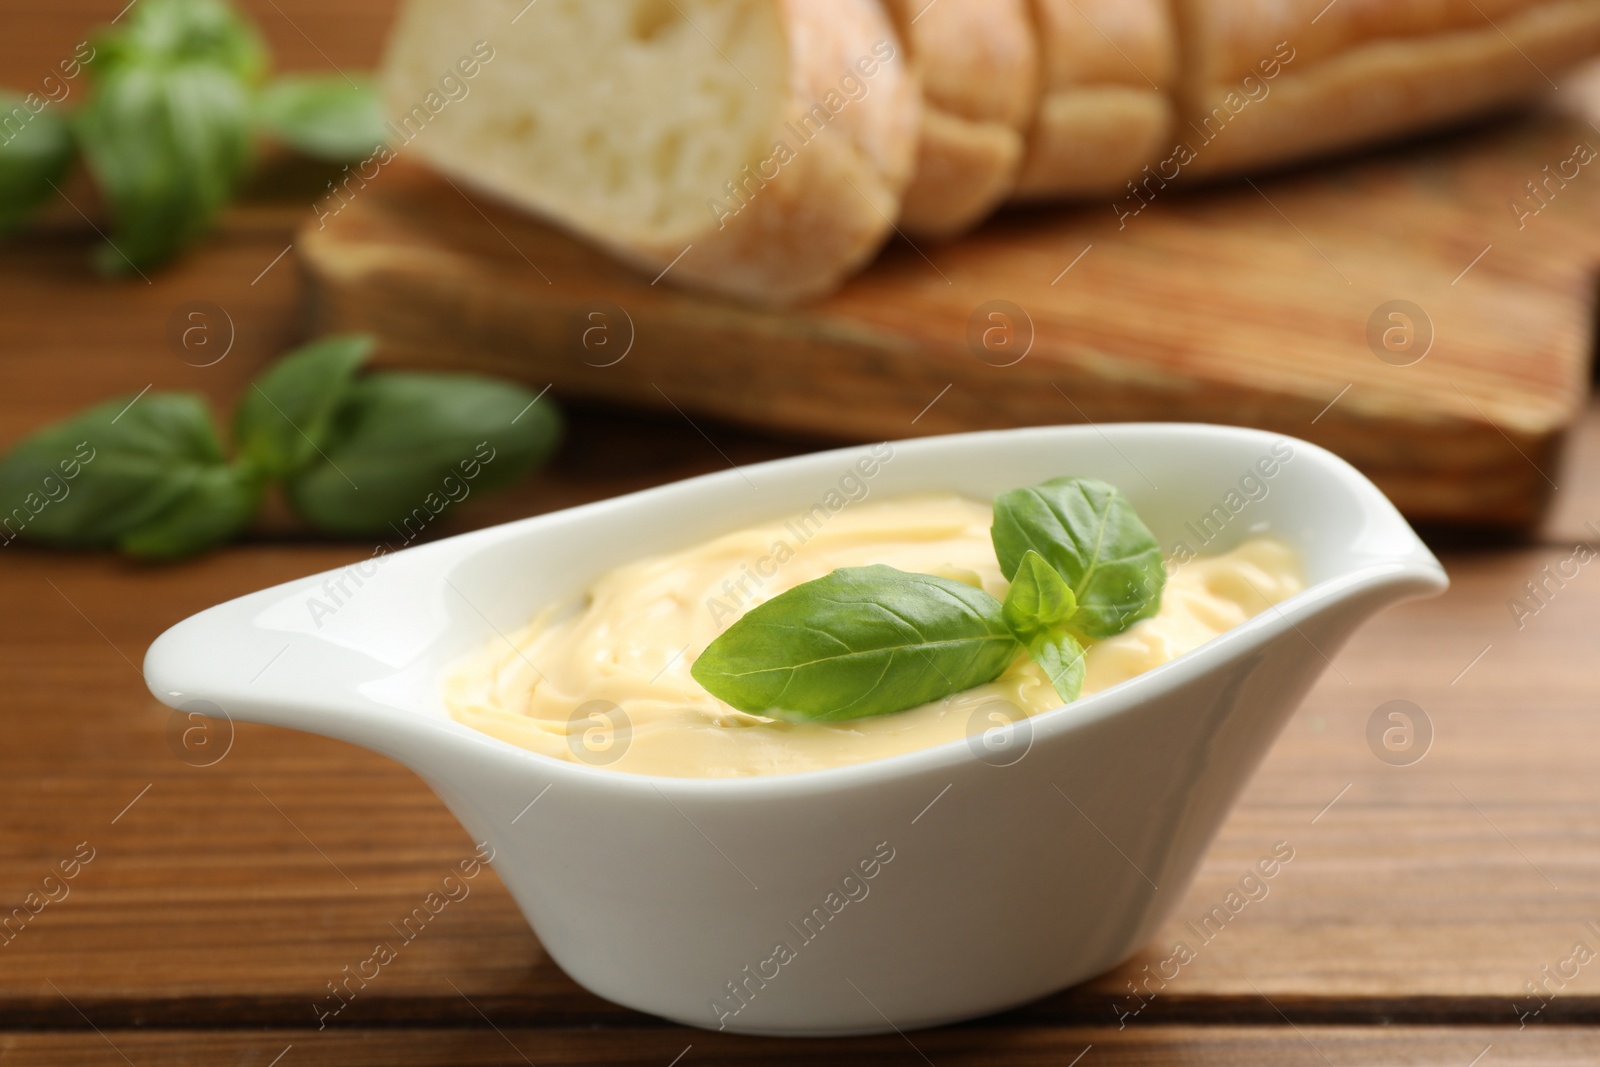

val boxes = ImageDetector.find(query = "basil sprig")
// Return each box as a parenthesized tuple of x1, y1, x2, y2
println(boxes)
(288, 372, 562, 537)
(0, 334, 562, 559)
(691, 478, 1165, 722)
(689, 567, 1021, 723)
(76, 56, 260, 275)
(254, 74, 388, 163)
(234, 334, 370, 479)
(992, 477, 1165, 637)
(1000, 549, 1088, 704)
(0, 94, 75, 236)
(0, 0, 388, 272)
(0, 392, 258, 555)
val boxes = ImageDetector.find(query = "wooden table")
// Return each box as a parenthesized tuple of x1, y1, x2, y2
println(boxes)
(5, 3, 1600, 1063)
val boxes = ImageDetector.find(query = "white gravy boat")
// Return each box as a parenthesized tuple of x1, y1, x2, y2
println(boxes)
(144, 424, 1446, 1035)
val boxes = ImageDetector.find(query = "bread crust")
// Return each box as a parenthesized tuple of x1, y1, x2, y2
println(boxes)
(1016, 88, 1173, 200)
(899, 108, 1027, 235)
(1181, 0, 1582, 82)
(382, 0, 919, 306)
(1173, 0, 1600, 177)
(655, 0, 919, 304)
(1012, 0, 1177, 200)
(381, 0, 1600, 305)
(884, 0, 1039, 237)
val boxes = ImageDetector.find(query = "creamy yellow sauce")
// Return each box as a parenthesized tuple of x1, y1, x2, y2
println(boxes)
(443, 495, 1303, 777)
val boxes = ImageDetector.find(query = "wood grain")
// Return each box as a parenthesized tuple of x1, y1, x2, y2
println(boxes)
(0, 1027, 1584, 1067)
(0, 194, 817, 544)
(5, 542, 1600, 1031)
(0, 0, 398, 78)
(1540, 396, 1600, 545)
(301, 100, 1600, 529)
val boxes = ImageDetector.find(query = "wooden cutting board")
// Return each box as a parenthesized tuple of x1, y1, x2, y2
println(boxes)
(299, 91, 1600, 529)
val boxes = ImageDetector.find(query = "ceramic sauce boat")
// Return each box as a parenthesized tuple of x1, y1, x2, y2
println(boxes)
(144, 423, 1447, 1035)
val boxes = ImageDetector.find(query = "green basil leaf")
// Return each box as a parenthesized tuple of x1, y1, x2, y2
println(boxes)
(0, 95, 75, 236)
(0, 392, 223, 548)
(690, 565, 1022, 722)
(94, 0, 267, 82)
(286, 372, 563, 537)
(70, 0, 265, 271)
(1000, 549, 1078, 639)
(1000, 551, 1086, 703)
(233, 334, 371, 478)
(991, 477, 1165, 638)
(118, 461, 263, 559)
(76, 18, 259, 274)
(255, 75, 387, 162)
(1027, 630, 1086, 704)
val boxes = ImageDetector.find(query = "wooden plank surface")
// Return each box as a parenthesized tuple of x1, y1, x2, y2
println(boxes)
(5, 543, 1600, 1029)
(0, 1027, 1588, 1067)
(0, 0, 397, 75)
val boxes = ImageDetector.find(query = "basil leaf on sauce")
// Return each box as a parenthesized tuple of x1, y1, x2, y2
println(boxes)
(1026, 629, 1087, 704)
(690, 565, 1022, 722)
(991, 477, 1165, 638)
(1000, 549, 1077, 636)
(1000, 549, 1086, 702)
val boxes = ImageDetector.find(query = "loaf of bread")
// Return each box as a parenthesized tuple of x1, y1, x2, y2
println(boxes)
(379, 0, 1600, 303)
(882, 0, 1038, 237)
(381, 0, 919, 305)
(1012, 0, 1177, 200)
(1170, 0, 1600, 177)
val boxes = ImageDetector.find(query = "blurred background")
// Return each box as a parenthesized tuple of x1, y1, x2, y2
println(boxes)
(8, 0, 1600, 547)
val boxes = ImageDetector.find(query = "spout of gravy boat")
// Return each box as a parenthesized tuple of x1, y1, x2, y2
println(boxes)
(143, 423, 1446, 1035)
